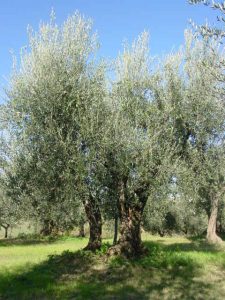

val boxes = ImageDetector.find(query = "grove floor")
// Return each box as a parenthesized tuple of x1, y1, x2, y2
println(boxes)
(0, 235, 225, 299)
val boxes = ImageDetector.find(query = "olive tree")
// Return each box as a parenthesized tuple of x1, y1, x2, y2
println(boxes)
(106, 33, 175, 257)
(0, 185, 21, 238)
(165, 30, 225, 243)
(6, 12, 107, 249)
(189, 0, 225, 39)
(0, 111, 22, 238)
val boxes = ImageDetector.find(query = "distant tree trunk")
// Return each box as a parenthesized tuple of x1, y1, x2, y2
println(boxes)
(40, 219, 57, 236)
(5, 226, 8, 239)
(158, 230, 165, 237)
(113, 214, 118, 245)
(1, 224, 10, 239)
(83, 195, 102, 251)
(78, 220, 85, 237)
(216, 221, 222, 235)
(108, 180, 147, 257)
(182, 223, 188, 235)
(207, 195, 222, 244)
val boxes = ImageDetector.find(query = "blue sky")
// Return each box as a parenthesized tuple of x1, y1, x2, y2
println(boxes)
(0, 0, 218, 101)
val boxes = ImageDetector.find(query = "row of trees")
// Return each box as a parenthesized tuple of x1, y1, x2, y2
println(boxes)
(1, 2, 225, 256)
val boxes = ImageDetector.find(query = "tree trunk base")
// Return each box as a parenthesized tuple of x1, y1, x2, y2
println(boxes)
(206, 194, 223, 245)
(107, 244, 123, 256)
(83, 195, 102, 252)
(83, 241, 101, 252)
(107, 241, 148, 258)
(206, 233, 223, 244)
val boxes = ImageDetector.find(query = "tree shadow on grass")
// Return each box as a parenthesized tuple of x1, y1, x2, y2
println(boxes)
(0, 236, 85, 247)
(159, 241, 224, 253)
(154, 234, 225, 253)
(0, 241, 217, 300)
(0, 249, 145, 300)
(0, 238, 57, 247)
(189, 233, 225, 243)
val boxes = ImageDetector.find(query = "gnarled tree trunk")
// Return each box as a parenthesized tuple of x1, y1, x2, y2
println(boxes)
(117, 205, 145, 257)
(83, 195, 102, 251)
(109, 180, 147, 257)
(207, 195, 222, 244)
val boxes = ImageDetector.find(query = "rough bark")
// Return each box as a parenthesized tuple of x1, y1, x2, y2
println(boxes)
(207, 195, 223, 244)
(108, 180, 147, 257)
(83, 195, 102, 251)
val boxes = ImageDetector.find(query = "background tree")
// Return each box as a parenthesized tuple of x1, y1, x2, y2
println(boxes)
(0, 186, 21, 238)
(164, 30, 225, 243)
(189, 0, 225, 39)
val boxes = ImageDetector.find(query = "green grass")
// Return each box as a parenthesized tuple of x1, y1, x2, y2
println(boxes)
(0, 235, 225, 299)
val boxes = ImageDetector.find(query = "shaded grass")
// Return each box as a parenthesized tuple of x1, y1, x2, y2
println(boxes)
(0, 236, 57, 247)
(0, 235, 225, 299)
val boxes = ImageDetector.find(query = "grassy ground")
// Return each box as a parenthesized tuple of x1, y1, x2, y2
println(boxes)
(0, 235, 225, 299)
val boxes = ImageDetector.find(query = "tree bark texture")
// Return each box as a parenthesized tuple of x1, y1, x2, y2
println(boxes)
(109, 180, 147, 257)
(83, 195, 102, 251)
(207, 195, 222, 244)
